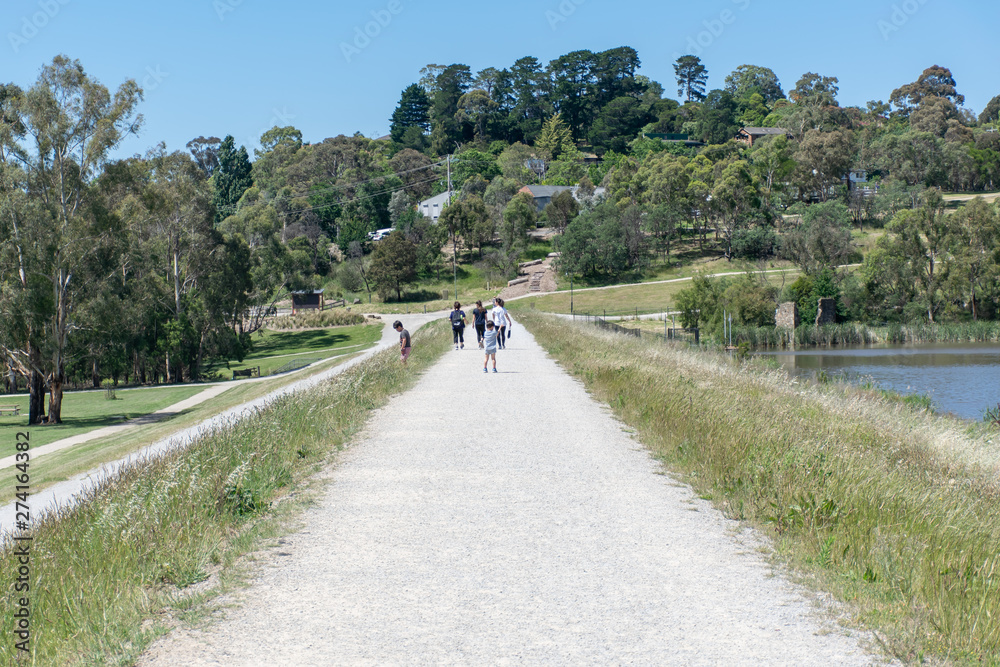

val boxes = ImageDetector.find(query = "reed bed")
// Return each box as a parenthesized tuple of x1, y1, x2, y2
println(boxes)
(522, 311, 1000, 665)
(728, 321, 1000, 349)
(0, 320, 450, 665)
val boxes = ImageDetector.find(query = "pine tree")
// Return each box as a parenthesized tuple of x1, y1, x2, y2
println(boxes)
(536, 113, 576, 160)
(390, 84, 432, 143)
(674, 55, 708, 103)
(212, 135, 252, 220)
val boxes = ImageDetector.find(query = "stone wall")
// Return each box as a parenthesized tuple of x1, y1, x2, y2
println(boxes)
(775, 302, 800, 330)
(815, 298, 837, 326)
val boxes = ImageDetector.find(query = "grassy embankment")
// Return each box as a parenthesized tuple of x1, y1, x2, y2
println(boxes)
(521, 311, 1000, 664)
(0, 319, 451, 665)
(0, 324, 382, 504)
(509, 269, 800, 316)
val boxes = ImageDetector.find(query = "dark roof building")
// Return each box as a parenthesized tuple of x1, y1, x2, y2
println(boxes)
(735, 127, 792, 147)
(518, 185, 607, 212)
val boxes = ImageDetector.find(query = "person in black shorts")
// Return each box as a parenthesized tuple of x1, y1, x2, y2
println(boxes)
(471, 300, 487, 349)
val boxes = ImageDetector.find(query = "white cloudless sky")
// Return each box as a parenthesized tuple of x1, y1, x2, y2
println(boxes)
(2, 0, 996, 158)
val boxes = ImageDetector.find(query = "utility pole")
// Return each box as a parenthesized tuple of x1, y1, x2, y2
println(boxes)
(448, 154, 456, 301)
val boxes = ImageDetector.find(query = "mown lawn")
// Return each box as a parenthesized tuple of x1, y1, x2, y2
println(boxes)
(220, 323, 383, 376)
(0, 386, 205, 450)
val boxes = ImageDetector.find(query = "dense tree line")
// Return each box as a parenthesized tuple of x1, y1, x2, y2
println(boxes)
(384, 50, 1000, 329)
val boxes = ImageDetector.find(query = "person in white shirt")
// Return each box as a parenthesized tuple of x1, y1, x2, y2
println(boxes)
(490, 298, 512, 349)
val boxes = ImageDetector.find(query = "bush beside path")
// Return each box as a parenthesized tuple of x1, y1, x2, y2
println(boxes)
(140, 319, 883, 664)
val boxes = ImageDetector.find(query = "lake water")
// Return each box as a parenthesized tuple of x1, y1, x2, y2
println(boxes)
(759, 343, 1000, 421)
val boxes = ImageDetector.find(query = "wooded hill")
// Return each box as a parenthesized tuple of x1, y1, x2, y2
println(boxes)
(1, 50, 999, 424)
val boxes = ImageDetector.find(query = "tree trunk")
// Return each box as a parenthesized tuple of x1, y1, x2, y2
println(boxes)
(92, 358, 100, 388)
(48, 368, 64, 424)
(28, 343, 46, 425)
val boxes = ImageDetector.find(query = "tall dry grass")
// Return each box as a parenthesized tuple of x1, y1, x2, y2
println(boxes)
(522, 311, 1000, 665)
(267, 309, 366, 330)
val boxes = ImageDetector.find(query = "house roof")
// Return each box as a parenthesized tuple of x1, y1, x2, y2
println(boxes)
(520, 185, 575, 198)
(418, 191, 453, 207)
(291, 289, 325, 295)
(740, 127, 789, 136)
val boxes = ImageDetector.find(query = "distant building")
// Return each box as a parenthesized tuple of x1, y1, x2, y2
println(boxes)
(518, 185, 607, 213)
(843, 169, 878, 195)
(417, 191, 453, 221)
(735, 127, 792, 147)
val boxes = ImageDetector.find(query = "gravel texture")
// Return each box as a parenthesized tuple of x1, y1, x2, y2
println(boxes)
(140, 320, 885, 666)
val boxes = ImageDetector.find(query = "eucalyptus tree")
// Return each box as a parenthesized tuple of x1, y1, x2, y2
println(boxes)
(887, 190, 952, 322)
(0, 56, 142, 423)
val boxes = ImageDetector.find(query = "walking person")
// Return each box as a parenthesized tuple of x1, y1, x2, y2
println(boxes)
(472, 300, 488, 349)
(394, 321, 411, 366)
(450, 301, 467, 350)
(482, 320, 498, 373)
(491, 298, 512, 349)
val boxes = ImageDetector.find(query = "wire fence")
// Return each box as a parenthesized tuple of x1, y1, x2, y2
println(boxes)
(270, 358, 324, 376)
(574, 312, 700, 346)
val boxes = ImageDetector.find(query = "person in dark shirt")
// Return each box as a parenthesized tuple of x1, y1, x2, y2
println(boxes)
(450, 301, 467, 350)
(394, 320, 411, 365)
(471, 300, 488, 349)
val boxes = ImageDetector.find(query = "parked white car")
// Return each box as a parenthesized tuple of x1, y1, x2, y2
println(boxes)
(367, 227, 395, 241)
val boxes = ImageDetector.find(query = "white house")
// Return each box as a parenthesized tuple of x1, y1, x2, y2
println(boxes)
(417, 191, 453, 221)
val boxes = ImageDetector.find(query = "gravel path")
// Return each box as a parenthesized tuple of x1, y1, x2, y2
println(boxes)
(140, 321, 883, 666)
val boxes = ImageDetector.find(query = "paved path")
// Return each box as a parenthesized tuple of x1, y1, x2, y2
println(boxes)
(140, 319, 883, 665)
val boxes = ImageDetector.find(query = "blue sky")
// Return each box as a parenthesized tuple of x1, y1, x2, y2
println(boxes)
(2, 0, 997, 158)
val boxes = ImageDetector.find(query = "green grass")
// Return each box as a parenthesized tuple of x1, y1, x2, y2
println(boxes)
(0, 320, 452, 665)
(521, 311, 1000, 665)
(0, 386, 205, 449)
(219, 323, 382, 377)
